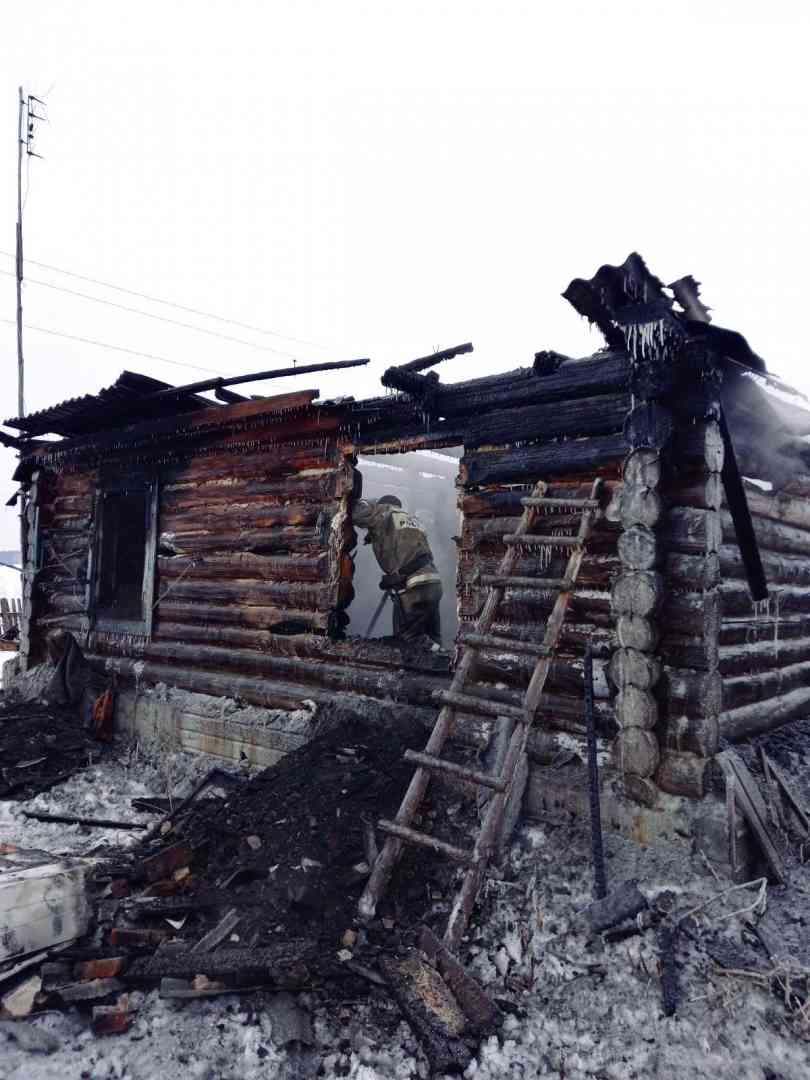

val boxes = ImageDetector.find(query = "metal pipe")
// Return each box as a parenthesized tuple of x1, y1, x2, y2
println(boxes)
(585, 642, 608, 900)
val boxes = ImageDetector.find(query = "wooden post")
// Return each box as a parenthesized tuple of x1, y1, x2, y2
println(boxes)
(610, 363, 671, 802)
(656, 396, 724, 794)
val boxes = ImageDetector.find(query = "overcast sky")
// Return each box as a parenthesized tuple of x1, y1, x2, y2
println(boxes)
(1, 1, 808, 549)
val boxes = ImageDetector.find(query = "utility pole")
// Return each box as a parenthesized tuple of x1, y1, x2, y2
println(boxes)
(15, 87, 45, 420)
(16, 86, 24, 419)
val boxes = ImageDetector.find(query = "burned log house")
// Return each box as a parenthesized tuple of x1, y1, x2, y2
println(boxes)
(6, 254, 810, 872)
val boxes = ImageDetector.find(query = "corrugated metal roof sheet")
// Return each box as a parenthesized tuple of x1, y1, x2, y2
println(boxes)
(4, 370, 216, 437)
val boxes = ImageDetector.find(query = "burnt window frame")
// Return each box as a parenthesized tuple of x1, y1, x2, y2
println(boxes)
(89, 472, 159, 636)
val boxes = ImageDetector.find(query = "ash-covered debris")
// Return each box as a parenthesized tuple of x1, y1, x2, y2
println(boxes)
(0, 701, 109, 801)
(4, 713, 810, 1077)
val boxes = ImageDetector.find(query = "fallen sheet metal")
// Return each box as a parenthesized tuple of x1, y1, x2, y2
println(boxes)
(0, 848, 89, 963)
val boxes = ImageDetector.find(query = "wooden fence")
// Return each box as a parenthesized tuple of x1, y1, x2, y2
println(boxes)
(0, 598, 22, 650)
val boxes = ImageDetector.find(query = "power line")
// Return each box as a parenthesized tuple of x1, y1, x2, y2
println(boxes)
(0, 318, 224, 376)
(0, 250, 328, 350)
(0, 269, 306, 359)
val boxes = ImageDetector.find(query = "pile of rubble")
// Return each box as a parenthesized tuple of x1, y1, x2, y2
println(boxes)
(3, 704, 810, 1078)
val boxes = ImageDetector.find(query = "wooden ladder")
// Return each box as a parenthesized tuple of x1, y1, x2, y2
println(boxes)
(358, 478, 604, 949)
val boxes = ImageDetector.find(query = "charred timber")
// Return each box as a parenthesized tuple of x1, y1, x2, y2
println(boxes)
(722, 661, 810, 712)
(461, 481, 619, 519)
(719, 545, 810, 588)
(155, 600, 330, 632)
(157, 527, 323, 557)
(719, 637, 810, 677)
(463, 393, 630, 449)
(436, 352, 629, 417)
(460, 435, 627, 487)
(720, 687, 810, 742)
(152, 579, 333, 611)
(157, 553, 327, 583)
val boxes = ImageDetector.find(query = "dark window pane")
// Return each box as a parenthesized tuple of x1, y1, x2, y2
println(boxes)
(97, 490, 149, 619)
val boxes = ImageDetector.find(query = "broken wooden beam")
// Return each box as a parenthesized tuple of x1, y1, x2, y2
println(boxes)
(126, 940, 320, 983)
(21, 811, 146, 830)
(380, 954, 472, 1076)
(715, 750, 785, 884)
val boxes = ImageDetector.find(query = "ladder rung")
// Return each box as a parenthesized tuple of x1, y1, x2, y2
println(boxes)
(503, 534, 580, 547)
(377, 820, 477, 865)
(403, 749, 507, 791)
(521, 497, 600, 509)
(481, 574, 568, 591)
(433, 689, 525, 720)
(458, 632, 552, 657)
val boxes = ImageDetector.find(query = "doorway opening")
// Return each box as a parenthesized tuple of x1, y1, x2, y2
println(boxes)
(347, 448, 462, 647)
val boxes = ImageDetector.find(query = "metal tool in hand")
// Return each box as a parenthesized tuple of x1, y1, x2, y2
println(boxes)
(365, 590, 392, 638)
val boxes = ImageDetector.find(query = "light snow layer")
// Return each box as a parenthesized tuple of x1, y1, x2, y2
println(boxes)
(2, 760, 810, 1078)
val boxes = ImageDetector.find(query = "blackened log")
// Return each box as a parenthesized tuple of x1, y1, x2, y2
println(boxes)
(398, 341, 474, 374)
(153, 579, 332, 611)
(662, 507, 721, 555)
(656, 751, 708, 799)
(720, 687, 810, 741)
(160, 504, 320, 533)
(158, 553, 327, 583)
(126, 639, 448, 708)
(126, 940, 320, 983)
(659, 669, 722, 715)
(158, 526, 323, 557)
(718, 636, 810, 678)
(461, 480, 620, 519)
(623, 403, 673, 451)
(670, 420, 724, 472)
(722, 661, 810, 712)
(417, 927, 500, 1033)
(437, 352, 629, 418)
(587, 879, 648, 932)
(720, 544, 810, 588)
(720, 583, 810, 619)
(463, 393, 629, 449)
(154, 600, 330, 631)
(152, 625, 451, 674)
(460, 435, 627, 486)
(162, 471, 337, 509)
(720, 511, 810, 558)
(379, 955, 472, 1076)
(89, 654, 439, 729)
(162, 445, 340, 486)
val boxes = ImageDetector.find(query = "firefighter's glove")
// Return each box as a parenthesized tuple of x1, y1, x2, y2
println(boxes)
(379, 572, 405, 592)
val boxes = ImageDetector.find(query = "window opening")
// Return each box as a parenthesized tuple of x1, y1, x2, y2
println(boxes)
(93, 478, 157, 632)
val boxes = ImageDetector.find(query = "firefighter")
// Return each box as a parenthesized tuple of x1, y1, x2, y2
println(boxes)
(353, 494, 443, 644)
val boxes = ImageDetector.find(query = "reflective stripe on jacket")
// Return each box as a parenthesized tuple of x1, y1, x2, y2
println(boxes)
(353, 499, 439, 584)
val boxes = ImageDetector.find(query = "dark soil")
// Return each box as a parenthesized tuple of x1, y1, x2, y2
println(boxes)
(101, 710, 479, 953)
(0, 701, 105, 800)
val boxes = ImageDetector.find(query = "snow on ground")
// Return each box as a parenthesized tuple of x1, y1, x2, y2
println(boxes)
(2, 752, 810, 1078)
(0, 744, 226, 856)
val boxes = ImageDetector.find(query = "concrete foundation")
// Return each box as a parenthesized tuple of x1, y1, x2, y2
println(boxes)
(5, 661, 749, 879)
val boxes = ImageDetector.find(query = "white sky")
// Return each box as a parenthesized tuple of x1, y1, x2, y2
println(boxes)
(0, 1, 808, 549)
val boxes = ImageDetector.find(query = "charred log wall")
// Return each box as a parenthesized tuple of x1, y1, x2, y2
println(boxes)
(30, 467, 98, 662)
(718, 477, 810, 742)
(654, 419, 725, 799)
(457, 452, 625, 742)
